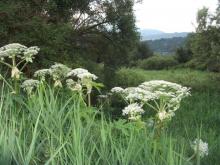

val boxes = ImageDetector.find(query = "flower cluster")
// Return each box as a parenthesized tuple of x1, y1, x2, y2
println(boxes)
(0, 43, 40, 80)
(66, 79, 82, 92)
(111, 80, 190, 122)
(0, 43, 27, 59)
(49, 63, 71, 87)
(34, 69, 50, 81)
(122, 103, 145, 121)
(21, 79, 40, 95)
(67, 68, 98, 94)
(111, 87, 124, 93)
(0, 43, 39, 62)
(23, 46, 40, 62)
(139, 80, 191, 111)
(191, 139, 208, 158)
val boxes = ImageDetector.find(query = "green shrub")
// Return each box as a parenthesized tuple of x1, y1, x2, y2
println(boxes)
(138, 55, 178, 70)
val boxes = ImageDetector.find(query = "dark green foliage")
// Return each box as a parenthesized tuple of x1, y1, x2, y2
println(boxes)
(0, 0, 140, 83)
(146, 37, 187, 54)
(176, 47, 192, 63)
(186, 4, 220, 72)
(138, 55, 178, 70)
(135, 42, 153, 60)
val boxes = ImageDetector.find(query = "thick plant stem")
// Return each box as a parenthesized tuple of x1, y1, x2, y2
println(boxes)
(88, 93, 91, 107)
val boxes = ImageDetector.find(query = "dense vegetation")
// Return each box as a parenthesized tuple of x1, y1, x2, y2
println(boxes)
(146, 37, 187, 55)
(0, 0, 219, 165)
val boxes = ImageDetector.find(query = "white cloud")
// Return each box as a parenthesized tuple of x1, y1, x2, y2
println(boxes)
(134, 0, 218, 32)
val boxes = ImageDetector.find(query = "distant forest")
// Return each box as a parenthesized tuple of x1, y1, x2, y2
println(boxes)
(143, 37, 187, 55)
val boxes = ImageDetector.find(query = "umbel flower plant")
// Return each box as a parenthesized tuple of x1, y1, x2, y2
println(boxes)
(0, 43, 40, 93)
(111, 80, 191, 128)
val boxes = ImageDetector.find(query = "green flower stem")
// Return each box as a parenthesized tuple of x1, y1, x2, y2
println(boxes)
(88, 93, 91, 107)
(0, 60, 12, 68)
(20, 61, 29, 71)
(16, 59, 26, 67)
(187, 153, 196, 161)
(0, 75, 14, 91)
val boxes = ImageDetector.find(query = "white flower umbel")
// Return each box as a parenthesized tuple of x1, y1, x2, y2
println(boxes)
(49, 63, 71, 87)
(123, 87, 156, 103)
(122, 103, 145, 121)
(67, 68, 89, 77)
(0, 43, 40, 80)
(67, 68, 98, 106)
(139, 80, 190, 117)
(34, 69, 51, 81)
(77, 72, 98, 80)
(21, 79, 40, 95)
(191, 139, 208, 158)
(111, 87, 124, 93)
(0, 43, 27, 58)
(23, 46, 40, 62)
(67, 68, 97, 81)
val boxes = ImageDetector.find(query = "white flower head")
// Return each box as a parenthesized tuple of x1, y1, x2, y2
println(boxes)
(191, 139, 208, 158)
(21, 79, 40, 94)
(77, 72, 98, 80)
(34, 69, 50, 81)
(139, 80, 190, 111)
(111, 87, 124, 93)
(23, 46, 40, 62)
(49, 63, 71, 81)
(122, 103, 144, 121)
(124, 87, 156, 102)
(67, 68, 89, 77)
(0, 43, 27, 58)
(67, 68, 97, 80)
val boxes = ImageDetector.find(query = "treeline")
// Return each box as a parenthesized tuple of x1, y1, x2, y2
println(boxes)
(146, 37, 187, 55)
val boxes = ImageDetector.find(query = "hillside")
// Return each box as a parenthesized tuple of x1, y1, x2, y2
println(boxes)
(144, 37, 187, 54)
(140, 29, 189, 40)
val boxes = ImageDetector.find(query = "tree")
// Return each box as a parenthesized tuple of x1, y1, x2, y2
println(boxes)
(0, 0, 140, 82)
(176, 47, 192, 63)
(135, 42, 153, 60)
(187, 4, 220, 72)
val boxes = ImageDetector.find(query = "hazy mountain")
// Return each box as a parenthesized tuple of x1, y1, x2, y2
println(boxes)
(140, 29, 189, 40)
(140, 29, 164, 36)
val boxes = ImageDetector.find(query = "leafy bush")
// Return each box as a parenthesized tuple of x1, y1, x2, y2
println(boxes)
(138, 55, 178, 70)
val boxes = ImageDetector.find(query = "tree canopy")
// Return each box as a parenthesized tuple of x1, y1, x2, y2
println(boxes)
(0, 0, 140, 85)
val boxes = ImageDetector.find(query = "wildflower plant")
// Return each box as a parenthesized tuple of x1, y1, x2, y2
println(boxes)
(49, 63, 71, 87)
(0, 43, 40, 93)
(110, 80, 190, 128)
(67, 68, 102, 106)
(21, 79, 40, 95)
(191, 139, 208, 158)
(34, 69, 51, 82)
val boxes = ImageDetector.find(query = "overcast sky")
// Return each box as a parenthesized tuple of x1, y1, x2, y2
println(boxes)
(134, 0, 218, 33)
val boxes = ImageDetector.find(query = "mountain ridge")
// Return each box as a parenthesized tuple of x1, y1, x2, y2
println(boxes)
(139, 29, 189, 40)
